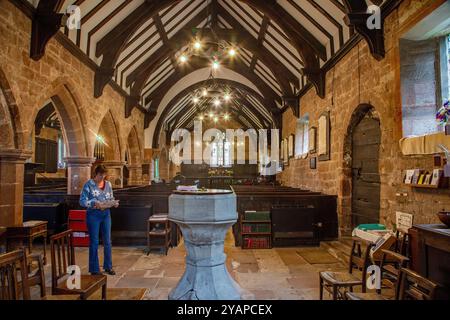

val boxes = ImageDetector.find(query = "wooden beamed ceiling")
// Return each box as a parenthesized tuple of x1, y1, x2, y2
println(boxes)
(151, 78, 277, 148)
(24, 0, 395, 138)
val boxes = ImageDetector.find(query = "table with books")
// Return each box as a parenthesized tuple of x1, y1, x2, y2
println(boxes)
(352, 224, 397, 261)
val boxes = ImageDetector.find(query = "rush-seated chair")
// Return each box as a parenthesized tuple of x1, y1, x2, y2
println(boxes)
(345, 249, 410, 300)
(319, 238, 374, 300)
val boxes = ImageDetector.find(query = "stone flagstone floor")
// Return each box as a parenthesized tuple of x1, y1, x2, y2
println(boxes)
(34, 231, 351, 300)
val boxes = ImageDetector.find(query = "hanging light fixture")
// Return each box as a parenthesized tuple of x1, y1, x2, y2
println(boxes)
(176, 8, 240, 125)
(179, 54, 188, 63)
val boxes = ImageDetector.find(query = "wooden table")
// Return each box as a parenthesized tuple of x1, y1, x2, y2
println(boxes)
(410, 224, 450, 300)
(7, 221, 48, 264)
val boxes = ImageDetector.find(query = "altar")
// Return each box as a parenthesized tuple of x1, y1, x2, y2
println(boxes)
(168, 189, 242, 300)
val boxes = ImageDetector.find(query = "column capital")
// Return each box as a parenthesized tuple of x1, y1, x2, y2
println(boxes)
(102, 161, 127, 167)
(64, 156, 96, 167)
(126, 163, 142, 170)
(0, 149, 32, 163)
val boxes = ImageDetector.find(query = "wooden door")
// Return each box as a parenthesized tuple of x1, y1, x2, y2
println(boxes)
(351, 115, 381, 228)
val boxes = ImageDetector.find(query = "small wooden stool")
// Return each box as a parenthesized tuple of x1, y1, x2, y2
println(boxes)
(147, 214, 171, 255)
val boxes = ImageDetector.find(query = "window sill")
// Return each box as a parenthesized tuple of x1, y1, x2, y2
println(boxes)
(399, 131, 449, 155)
(294, 154, 309, 160)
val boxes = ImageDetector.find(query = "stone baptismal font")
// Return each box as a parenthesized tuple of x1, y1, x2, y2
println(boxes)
(168, 189, 242, 300)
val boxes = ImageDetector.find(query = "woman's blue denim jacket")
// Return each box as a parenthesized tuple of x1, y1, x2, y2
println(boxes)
(79, 179, 115, 212)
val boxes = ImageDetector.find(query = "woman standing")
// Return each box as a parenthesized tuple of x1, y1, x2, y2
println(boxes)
(79, 165, 118, 275)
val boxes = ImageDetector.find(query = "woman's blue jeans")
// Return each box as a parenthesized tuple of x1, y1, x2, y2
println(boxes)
(86, 209, 112, 273)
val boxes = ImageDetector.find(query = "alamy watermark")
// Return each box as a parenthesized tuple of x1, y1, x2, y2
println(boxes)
(367, 5, 382, 30)
(170, 121, 280, 176)
(66, 265, 81, 290)
(66, 5, 81, 30)
(366, 265, 382, 290)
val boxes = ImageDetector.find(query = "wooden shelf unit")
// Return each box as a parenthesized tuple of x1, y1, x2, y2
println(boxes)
(240, 212, 272, 249)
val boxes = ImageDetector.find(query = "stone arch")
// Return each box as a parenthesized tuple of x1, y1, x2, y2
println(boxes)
(97, 110, 122, 162)
(126, 126, 142, 165)
(30, 78, 90, 158)
(0, 67, 24, 150)
(124, 126, 143, 186)
(341, 104, 381, 235)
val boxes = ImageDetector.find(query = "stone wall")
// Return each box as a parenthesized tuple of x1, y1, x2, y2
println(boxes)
(278, 0, 448, 235)
(0, 1, 145, 225)
(0, 0, 145, 156)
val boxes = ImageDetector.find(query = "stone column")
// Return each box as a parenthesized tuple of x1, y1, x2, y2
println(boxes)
(0, 149, 32, 227)
(126, 164, 143, 186)
(103, 161, 125, 188)
(65, 157, 95, 195)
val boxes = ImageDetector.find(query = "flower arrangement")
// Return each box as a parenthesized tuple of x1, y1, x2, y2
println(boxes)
(436, 100, 450, 124)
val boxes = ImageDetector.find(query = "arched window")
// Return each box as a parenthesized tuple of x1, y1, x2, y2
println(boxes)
(210, 133, 232, 167)
(154, 158, 160, 181)
(295, 114, 309, 158)
(57, 134, 66, 169)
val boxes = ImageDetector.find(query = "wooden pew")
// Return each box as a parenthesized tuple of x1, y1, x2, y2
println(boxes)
(231, 186, 338, 247)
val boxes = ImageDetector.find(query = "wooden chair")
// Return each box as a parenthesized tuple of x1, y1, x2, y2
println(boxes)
(147, 214, 171, 255)
(394, 230, 410, 257)
(345, 249, 410, 300)
(0, 249, 30, 300)
(50, 230, 107, 300)
(27, 253, 46, 298)
(398, 268, 438, 300)
(319, 238, 373, 300)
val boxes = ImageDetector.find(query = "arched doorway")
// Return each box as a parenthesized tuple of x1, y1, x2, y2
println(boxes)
(344, 104, 381, 230)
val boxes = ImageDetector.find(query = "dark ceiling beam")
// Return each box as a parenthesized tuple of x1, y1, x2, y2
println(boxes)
(216, 5, 296, 93)
(171, 100, 263, 136)
(125, 13, 297, 108)
(151, 79, 278, 147)
(172, 96, 267, 132)
(282, 96, 300, 118)
(93, 0, 179, 98)
(125, 6, 210, 95)
(128, 28, 295, 103)
(183, 117, 251, 135)
(231, 92, 272, 128)
(153, 13, 178, 69)
(239, 0, 326, 60)
(211, 0, 219, 29)
(239, 0, 326, 98)
(342, 0, 385, 60)
(172, 106, 258, 143)
(156, 79, 276, 133)
(250, 15, 269, 71)
(143, 55, 281, 123)
(30, 0, 65, 61)
(184, 101, 261, 131)
(230, 100, 263, 130)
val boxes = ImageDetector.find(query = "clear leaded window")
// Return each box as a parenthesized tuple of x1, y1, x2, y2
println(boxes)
(57, 134, 66, 169)
(447, 35, 450, 99)
(295, 114, 309, 158)
(210, 137, 232, 168)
